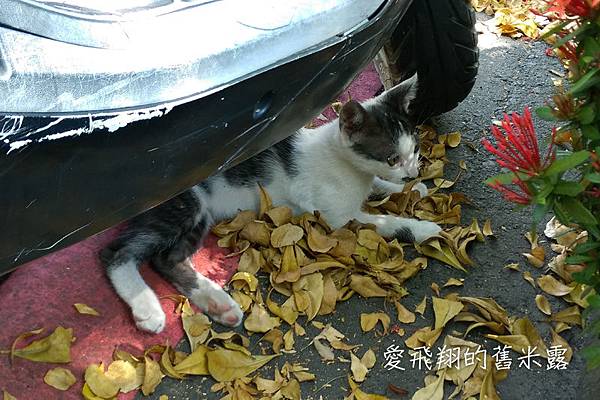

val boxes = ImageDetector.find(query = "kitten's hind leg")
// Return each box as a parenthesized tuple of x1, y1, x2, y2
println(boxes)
(153, 257, 243, 327)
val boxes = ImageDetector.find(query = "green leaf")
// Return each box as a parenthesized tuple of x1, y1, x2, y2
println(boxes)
(553, 181, 585, 196)
(582, 344, 600, 369)
(533, 203, 548, 224)
(581, 125, 600, 140)
(541, 20, 569, 40)
(544, 150, 590, 176)
(484, 172, 515, 186)
(574, 241, 600, 254)
(557, 197, 598, 225)
(578, 103, 596, 124)
(536, 106, 557, 121)
(586, 173, 600, 183)
(587, 294, 600, 309)
(534, 184, 554, 205)
(554, 23, 590, 47)
(570, 69, 600, 95)
(583, 36, 600, 58)
(565, 255, 594, 264)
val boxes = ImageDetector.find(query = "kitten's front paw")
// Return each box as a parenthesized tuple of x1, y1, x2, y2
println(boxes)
(412, 182, 428, 198)
(412, 221, 442, 243)
(132, 300, 166, 334)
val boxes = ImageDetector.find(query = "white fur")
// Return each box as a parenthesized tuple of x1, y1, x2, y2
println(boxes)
(108, 261, 166, 333)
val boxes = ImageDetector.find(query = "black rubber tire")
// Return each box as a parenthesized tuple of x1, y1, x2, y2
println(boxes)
(383, 0, 479, 120)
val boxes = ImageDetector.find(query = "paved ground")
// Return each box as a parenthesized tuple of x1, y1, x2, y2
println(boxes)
(140, 14, 598, 400)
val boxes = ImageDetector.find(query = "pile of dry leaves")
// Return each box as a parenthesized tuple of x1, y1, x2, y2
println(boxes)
(1, 124, 592, 400)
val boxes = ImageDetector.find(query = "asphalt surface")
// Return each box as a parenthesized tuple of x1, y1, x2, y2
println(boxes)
(139, 14, 599, 400)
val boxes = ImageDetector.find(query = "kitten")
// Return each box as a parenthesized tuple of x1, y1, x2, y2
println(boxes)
(100, 76, 441, 333)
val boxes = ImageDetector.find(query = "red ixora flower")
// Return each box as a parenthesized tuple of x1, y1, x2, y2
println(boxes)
(482, 107, 556, 205)
(545, 0, 599, 18)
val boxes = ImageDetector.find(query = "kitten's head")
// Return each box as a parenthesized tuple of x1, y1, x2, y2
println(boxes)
(338, 75, 420, 180)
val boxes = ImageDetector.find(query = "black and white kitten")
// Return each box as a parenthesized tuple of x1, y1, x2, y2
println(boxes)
(100, 76, 441, 334)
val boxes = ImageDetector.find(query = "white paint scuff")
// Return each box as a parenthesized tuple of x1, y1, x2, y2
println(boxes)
(5, 105, 174, 154)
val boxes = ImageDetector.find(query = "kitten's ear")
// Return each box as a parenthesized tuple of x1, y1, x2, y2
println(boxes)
(339, 100, 367, 138)
(386, 73, 419, 117)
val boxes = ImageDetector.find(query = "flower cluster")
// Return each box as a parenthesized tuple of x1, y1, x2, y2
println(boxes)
(482, 108, 555, 205)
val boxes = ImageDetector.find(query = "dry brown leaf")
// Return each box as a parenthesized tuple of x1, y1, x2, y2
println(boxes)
(107, 360, 143, 393)
(74, 303, 100, 316)
(313, 337, 335, 362)
(244, 304, 280, 333)
(443, 278, 464, 288)
(350, 275, 388, 298)
(307, 226, 338, 253)
(432, 297, 464, 329)
(350, 352, 369, 382)
(85, 363, 120, 398)
(360, 312, 390, 334)
(415, 296, 427, 315)
(348, 377, 389, 400)
(174, 345, 209, 375)
(550, 329, 573, 362)
(504, 263, 520, 271)
(538, 275, 574, 297)
(13, 326, 72, 364)
(44, 367, 76, 391)
(394, 301, 416, 324)
(265, 206, 293, 227)
(207, 348, 277, 382)
(535, 295, 552, 316)
(142, 355, 163, 396)
(551, 305, 582, 326)
(523, 271, 536, 289)
(271, 224, 304, 248)
(2, 391, 16, 400)
(361, 349, 376, 369)
(292, 273, 324, 320)
(412, 370, 445, 400)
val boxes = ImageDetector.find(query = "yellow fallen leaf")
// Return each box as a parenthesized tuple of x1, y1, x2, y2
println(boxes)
(207, 348, 277, 382)
(350, 352, 369, 382)
(141, 355, 163, 396)
(479, 361, 500, 400)
(265, 206, 293, 227)
(244, 304, 280, 333)
(9, 327, 44, 362)
(84, 363, 120, 398)
(538, 275, 574, 297)
(44, 367, 76, 391)
(292, 273, 324, 320)
(257, 183, 272, 218)
(350, 275, 388, 298)
(13, 326, 72, 363)
(182, 310, 211, 352)
(360, 312, 390, 334)
(551, 306, 582, 326)
(271, 224, 304, 248)
(447, 131, 461, 147)
(81, 383, 105, 400)
(106, 360, 143, 393)
(74, 303, 100, 316)
(504, 263, 520, 271)
(443, 278, 464, 287)
(484, 334, 530, 354)
(412, 370, 446, 400)
(394, 301, 416, 324)
(348, 377, 389, 400)
(174, 345, 209, 375)
(432, 297, 464, 329)
(415, 296, 427, 316)
(535, 295, 552, 316)
(307, 226, 338, 253)
(313, 337, 335, 361)
(523, 271, 536, 289)
(550, 329, 573, 363)
(239, 221, 271, 247)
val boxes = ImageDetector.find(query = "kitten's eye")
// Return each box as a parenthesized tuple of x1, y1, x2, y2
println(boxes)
(387, 154, 401, 167)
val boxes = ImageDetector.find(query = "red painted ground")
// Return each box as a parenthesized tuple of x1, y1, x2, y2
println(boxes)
(0, 63, 382, 399)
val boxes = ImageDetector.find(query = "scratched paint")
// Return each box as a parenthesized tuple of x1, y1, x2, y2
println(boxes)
(2, 105, 173, 154)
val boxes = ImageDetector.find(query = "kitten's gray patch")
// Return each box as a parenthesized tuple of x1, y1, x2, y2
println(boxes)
(393, 227, 415, 243)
